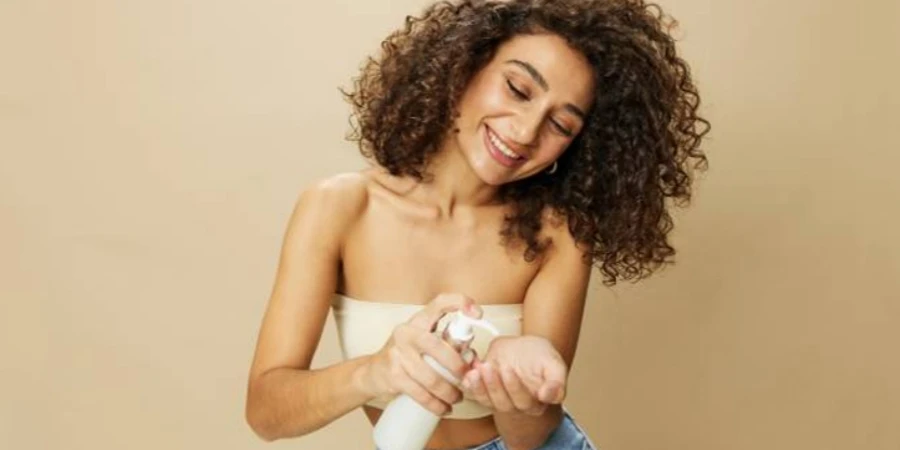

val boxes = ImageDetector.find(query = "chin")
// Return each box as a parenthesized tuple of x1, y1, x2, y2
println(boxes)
(479, 172, 510, 187)
(463, 160, 505, 186)
(472, 150, 523, 186)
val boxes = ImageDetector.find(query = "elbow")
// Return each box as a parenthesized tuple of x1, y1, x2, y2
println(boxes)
(246, 399, 317, 443)
(246, 417, 277, 442)
(245, 397, 278, 442)
(245, 369, 320, 442)
(245, 378, 283, 442)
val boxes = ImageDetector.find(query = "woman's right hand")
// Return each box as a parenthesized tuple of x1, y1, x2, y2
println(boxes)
(361, 293, 482, 416)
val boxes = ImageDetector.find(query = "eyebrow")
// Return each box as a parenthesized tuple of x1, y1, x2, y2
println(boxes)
(505, 59, 587, 120)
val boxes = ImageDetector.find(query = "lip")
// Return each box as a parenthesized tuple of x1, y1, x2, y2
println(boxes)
(483, 126, 526, 168)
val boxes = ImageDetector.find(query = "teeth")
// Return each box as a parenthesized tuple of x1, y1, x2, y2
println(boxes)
(489, 131, 521, 159)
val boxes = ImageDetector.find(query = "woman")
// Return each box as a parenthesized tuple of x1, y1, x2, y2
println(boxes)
(245, 0, 709, 449)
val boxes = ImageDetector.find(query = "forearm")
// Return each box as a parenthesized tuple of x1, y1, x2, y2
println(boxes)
(494, 405, 563, 450)
(245, 354, 375, 441)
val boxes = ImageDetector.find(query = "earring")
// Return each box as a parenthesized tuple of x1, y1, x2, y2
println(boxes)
(547, 161, 558, 175)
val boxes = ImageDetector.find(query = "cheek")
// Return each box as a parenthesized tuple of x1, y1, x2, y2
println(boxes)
(535, 137, 572, 162)
(479, 87, 509, 111)
(460, 83, 508, 122)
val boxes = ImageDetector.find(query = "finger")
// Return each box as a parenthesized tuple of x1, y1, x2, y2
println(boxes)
(541, 358, 568, 387)
(407, 293, 482, 331)
(394, 371, 450, 416)
(514, 357, 567, 400)
(480, 363, 515, 412)
(401, 348, 462, 406)
(460, 348, 477, 366)
(500, 365, 541, 414)
(415, 332, 468, 380)
(469, 352, 486, 369)
(537, 380, 566, 404)
(461, 370, 492, 408)
(538, 360, 568, 404)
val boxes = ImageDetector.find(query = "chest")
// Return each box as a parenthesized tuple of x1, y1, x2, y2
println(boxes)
(339, 206, 540, 305)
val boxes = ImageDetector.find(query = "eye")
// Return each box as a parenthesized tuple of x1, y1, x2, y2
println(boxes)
(506, 79, 529, 100)
(550, 119, 573, 137)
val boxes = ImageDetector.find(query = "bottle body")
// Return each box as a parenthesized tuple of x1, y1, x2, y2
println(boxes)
(372, 355, 458, 450)
(372, 389, 441, 450)
(372, 313, 499, 450)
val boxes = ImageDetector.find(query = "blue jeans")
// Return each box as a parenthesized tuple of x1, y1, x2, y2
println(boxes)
(377, 409, 597, 450)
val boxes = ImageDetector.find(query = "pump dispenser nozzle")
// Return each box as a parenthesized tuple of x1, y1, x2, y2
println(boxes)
(446, 311, 501, 342)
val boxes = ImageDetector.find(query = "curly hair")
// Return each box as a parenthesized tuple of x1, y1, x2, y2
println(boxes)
(341, 0, 710, 286)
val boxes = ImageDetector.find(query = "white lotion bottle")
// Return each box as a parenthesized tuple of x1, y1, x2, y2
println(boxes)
(372, 312, 500, 450)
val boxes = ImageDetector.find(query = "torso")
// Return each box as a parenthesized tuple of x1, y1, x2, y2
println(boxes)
(338, 169, 543, 306)
(335, 169, 550, 448)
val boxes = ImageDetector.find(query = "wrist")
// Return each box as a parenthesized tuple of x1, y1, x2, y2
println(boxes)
(352, 355, 379, 402)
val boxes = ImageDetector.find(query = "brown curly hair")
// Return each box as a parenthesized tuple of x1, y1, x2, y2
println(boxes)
(341, 0, 710, 286)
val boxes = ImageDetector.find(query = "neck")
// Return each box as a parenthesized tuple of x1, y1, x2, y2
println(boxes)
(411, 139, 499, 218)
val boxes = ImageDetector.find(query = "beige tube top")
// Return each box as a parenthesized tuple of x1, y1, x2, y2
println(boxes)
(330, 294, 523, 419)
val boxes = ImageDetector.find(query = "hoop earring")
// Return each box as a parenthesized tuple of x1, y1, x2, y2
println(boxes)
(547, 161, 558, 175)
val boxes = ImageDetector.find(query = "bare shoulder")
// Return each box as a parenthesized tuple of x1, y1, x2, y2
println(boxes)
(277, 172, 375, 257)
(292, 171, 371, 226)
(539, 208, 590, 268)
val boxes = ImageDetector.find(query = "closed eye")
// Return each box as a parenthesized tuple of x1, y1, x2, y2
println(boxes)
(507, 77, 575, 137)
(506, 79, 529, 100)
(550, 120, 573, 137)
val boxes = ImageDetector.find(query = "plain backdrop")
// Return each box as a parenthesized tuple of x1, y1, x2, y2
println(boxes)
(1, 0, 898, 449)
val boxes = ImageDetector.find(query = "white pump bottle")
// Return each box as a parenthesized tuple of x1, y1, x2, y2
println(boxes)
(372, 312, 500, 450)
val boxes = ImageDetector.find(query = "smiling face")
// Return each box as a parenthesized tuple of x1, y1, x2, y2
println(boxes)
(451, 33, 596, 186)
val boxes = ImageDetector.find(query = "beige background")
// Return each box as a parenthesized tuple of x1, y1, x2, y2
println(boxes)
(1, 0, 898, 449)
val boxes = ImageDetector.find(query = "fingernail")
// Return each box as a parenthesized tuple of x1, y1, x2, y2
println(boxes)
(461, 349, 475, 365)
(545, 386, 564, 403)
(547, 387, 559, 401)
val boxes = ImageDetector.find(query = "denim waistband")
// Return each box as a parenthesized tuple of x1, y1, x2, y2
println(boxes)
(377, 409, 597, 450)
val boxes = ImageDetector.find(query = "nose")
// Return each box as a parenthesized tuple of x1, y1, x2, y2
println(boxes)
(509, 108, 543, 146)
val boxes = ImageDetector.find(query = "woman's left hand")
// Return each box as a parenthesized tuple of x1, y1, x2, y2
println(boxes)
(460, 335, 567, 416)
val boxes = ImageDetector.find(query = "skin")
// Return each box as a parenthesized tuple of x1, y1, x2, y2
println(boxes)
(245, 33, 596, 450)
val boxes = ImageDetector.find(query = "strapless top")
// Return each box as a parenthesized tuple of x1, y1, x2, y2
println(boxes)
(330, 294, 523, 419)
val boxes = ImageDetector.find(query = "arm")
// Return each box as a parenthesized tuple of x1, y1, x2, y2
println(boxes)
(245, 175, 477, 441)
(245, 175, 373, 441)
(492, 224, 592, 450)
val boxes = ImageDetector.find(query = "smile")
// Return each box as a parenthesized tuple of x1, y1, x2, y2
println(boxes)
(484, 127, 526, 168)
